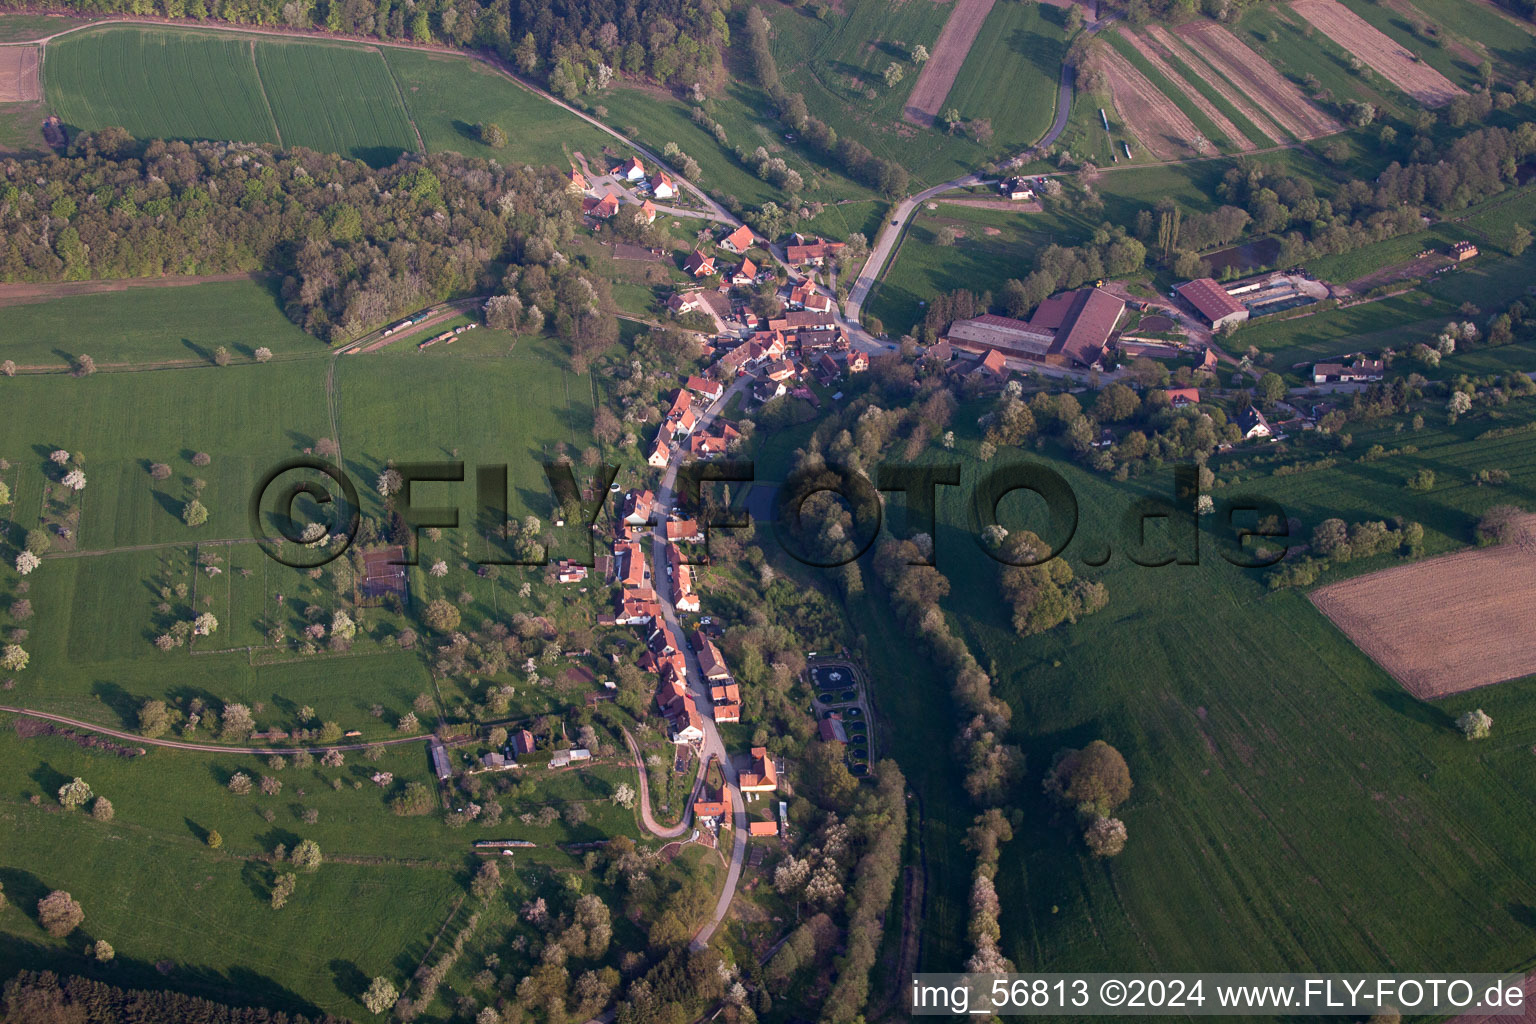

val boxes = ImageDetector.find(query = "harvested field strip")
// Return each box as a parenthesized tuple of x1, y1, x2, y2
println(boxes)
(1145, 25, 1289, 144)
(1111, 28, 1256, 152)
(1176, 21, 1341, 138)
(1097, 44, 1201, 161)
(0, 44, 40, 102)
(1311, 516, 1536, 698)
(1291, 0, 1464, 106)
(902, 0, 997, 126)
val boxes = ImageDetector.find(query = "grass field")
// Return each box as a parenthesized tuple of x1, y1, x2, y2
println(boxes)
(0, 714, 645, 1017)
(0, 13, 94, 41)
(766, 0, 1066, 187)
(44, 28, 281, 147)
(865, 401, 1536, 977)
(0, 278, 319, 370)
(253, 39, 418, 164)
(383, 48, 614, 168)
(41, 24, 614, 169)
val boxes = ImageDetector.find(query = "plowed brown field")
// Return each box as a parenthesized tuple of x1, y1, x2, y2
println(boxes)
(0, 45, 40, 102)
(1176, 21, 1341, 138)
(1099, 45, 1200, 159)
(1311, 515, 1536, 698)
(1145, 25, 1289, 144)
(902, 0, 997, 126)
(1290, 0, 1464, 106)
(1118, 26, 1257, 151)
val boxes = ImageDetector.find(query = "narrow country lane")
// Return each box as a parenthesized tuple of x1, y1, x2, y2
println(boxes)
(0, 705, 429, 755)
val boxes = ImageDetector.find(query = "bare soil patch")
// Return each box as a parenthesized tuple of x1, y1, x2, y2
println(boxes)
(1118, 27, 1256, 152)
(1339, 252, 1449, 294)
(1311, 516, 1536, 698)
(1174, 21, 1341, 138)
(0, 44, 41, 101)
(1098, 45, 1201, 160)
(941, 197, 1042, 212)
(1290, 0, 1464, 106)
(0, 272, 263, 309)
(1145, 25, 1288, 144)
(902, 0, 997, 126)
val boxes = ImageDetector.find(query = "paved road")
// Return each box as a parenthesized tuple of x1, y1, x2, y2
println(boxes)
(841, 173, 984, 332)
(648, 376, 753, 950)
(620, 726, 692, 840)
(0, 705, 429, 755)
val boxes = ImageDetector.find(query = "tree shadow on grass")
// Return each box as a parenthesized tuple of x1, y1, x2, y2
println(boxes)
(88, 681, 141, 729)
(328, 958, 369, 1001)
(27, 761, 70, 801)
(1373, 687, 1454, 731)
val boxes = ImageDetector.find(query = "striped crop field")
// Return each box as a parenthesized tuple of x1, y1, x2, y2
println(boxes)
(44, 27, 280, 145)
(43, 25, 419, 164)
(254, 38, 419, 163)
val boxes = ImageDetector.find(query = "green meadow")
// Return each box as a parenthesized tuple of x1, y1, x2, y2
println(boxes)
(765, 383, 1536, 982)
(41, 24, 612, 168)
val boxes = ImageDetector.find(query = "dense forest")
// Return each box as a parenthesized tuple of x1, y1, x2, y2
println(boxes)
(0, 132, 620, 344)
(0, 0, 728, 92)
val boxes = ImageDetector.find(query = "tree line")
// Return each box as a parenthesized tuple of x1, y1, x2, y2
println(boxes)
(1, 0, 728, 97)
(0, 970, 349, 1024)
(0, 132, 618, 346)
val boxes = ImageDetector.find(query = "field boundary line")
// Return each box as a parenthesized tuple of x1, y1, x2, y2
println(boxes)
(377, 46, 426, 154)
(248, 38, 283, 147)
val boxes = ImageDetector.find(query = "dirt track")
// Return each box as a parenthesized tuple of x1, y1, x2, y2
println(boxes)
(1118, 27, 1256, 152)
(0, 272, 263, 308)
(1174, 21, 1340, 139)
(1290, 0, 1464, 106)
(902, 0, 996, 126)
(1099, 45, 1200, 160)
(0, 44, 40, 102)
(1310, 516, 1536, 698)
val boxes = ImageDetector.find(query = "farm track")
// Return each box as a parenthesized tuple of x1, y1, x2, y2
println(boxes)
(1144, 24, 1289, 144)
(248, 38, 283, 147)
(1175, 21, 1341, 138)
(0, 704, 431, 754)
(1289, 0, 1464, 106)
(1116, 26, 1256, 152)
(901, 0, 997, 126)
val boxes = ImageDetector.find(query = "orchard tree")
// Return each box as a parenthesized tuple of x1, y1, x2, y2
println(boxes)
(1044, 740, 1132, 818)
(424, 598, 461, 632)
(1, 644, 28, 671)
(37, 891, 84, 936)
(1083, 815, 1128, 857)
(183, 499, 209, 526)
(254, 346, 274, 363)
(221, 703, 256, 739)
(292, 839, 323, 871)
(193, 612, 218, 636)
(377, 467, 402, 498)
(57, 777, 93, 810)
(91, 939, 114, 962)
(62, 468, 86, 491)
(911, 43, 929, 63)
(479, 122, 508, 148)
(91, 796, 115, 822)
(1456, 708, 1493, 740)
(883, 62, 904, 87)
(363, 977, 399, 1015)
(15, 551, 40, 576)
(139, 699, 170, 738)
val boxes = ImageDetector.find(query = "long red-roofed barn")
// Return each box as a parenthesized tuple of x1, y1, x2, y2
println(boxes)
(1175, 278, 1250, 330)
(944, 286, 1125, 369)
